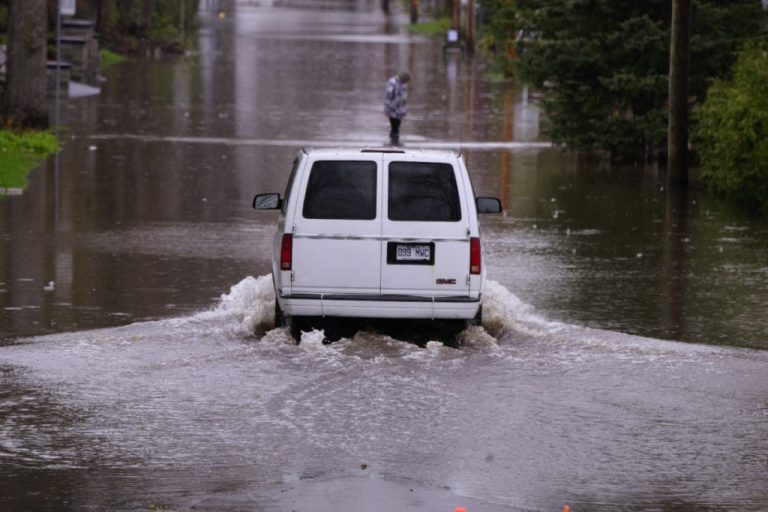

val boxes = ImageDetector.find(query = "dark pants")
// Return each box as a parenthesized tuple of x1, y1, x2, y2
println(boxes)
(389, 117, 401, 145)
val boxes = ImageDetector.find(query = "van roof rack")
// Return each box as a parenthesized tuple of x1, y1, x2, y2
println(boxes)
(360, 148, 406, 153)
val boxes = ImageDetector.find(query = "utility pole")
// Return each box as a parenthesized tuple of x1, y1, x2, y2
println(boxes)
(466, 0, 475, 53)
(410, 0, 418, 24)
(180, 0, 186, 44)
(667, 0, 692, 187)
(451, 0, 460, 34)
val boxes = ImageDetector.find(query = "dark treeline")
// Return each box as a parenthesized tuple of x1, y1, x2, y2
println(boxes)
(477, 0, 768, 210)
(78, 0, 200, 54)
(478, 0, 767, 162)
(0, 0, 199, 54)
(0, 0, 199, 128)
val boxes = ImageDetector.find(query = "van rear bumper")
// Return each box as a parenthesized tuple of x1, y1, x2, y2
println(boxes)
(279, 293, 481, 320)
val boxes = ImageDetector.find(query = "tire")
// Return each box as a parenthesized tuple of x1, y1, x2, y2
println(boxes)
(274, 300, 286, 328)
(275, 301, 302, 345)
(472, 305, 483, 326)
(431, 319, 466, 348)
(288, 317, 302, 343)
(289, 316, 316, 343)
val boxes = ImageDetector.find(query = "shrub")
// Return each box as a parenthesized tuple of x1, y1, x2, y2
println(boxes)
(0, 131, 59, 189)
(100, 48, 126, 70)
(693, 43, 768, 211)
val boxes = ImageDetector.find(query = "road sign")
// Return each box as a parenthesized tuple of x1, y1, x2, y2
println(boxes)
(60, 0, 75, 16)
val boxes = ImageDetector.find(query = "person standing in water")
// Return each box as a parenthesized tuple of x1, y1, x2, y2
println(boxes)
(384, 71, 411, 145)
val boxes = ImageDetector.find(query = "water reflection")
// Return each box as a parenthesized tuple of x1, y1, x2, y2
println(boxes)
(481, 153, 768, 349)
(1, 0, 767, 350)
(662, 186, 689, 340)
(1, 3, 768, 511)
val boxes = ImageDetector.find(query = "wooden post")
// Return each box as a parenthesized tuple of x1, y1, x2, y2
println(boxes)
(410, 0, 418, 24)
(451, 0, 460, 32)
(667, 0, 692, 187)
(466, 0, 475, 53)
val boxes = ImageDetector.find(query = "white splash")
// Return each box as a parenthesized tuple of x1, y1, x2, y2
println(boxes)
(204, 275, 276, 335)
(202, 275, 553, 342)
(482, 280, 559, 337)
(299, 329, 327, 348)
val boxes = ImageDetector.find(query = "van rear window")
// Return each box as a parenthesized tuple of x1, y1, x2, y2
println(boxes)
(388, 162, 461, 221)
(303, 161, 377, 220)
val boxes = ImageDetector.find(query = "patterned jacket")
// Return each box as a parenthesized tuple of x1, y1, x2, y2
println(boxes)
(384, 76, 408, 120)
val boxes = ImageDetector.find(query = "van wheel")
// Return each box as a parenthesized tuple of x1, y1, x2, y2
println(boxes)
(288, 316, 315, 343)
(274, 301, 286, 328)
(288, 319, 302, 343)
(433, 319, 466, 348)
(471, 306, 483, 326)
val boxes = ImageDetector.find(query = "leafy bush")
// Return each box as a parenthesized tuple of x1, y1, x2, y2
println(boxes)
(508, 0, 767, 161)
(477, 0, 520, 75)
(408, 17, 451, 37)
(98, 0, 198, 54)
(0, 131, 59, 189)
(100, 48, 126, 70)
(693, 43, 768, 211)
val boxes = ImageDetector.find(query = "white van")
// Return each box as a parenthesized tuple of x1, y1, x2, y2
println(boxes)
(253, 147, 501, 342)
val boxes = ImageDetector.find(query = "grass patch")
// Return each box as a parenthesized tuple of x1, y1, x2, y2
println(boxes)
(0, 130, 60, 189)
(408, 16, 451, 37)
(100, 48, 127, 70)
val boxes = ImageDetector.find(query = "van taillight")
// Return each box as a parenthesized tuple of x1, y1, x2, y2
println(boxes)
(280, 234, 293, 271)
(470, 237, 481, 275)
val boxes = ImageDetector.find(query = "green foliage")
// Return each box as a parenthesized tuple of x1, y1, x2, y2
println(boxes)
(505, 0, 767, 160)
(0, 4, 7, 33)
(477, 0, 519, 73)
(0, 130, 59, 189)
(408, 16, 451, 37)
(100, 0, 199, 53)
(100, 48, 126, 70)
(693, 43, 768, 211)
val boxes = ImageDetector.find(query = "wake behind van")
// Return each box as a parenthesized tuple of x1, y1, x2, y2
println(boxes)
(253, 147, 501, 342)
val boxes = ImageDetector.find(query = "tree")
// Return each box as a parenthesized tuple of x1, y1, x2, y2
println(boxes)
(511, 0, 767, 161)
(693, 43, 768, 211)
(2, 0, 48, 128)
(85, 0, 199, 54)
(477, 0, 519, 74)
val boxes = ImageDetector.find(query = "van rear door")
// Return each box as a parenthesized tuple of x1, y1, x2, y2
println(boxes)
(289, 156, 382, 297)
(380, 155, 470, 299)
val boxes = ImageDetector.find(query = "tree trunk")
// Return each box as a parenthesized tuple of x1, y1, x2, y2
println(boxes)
(3, 0, 49, 129)
(451, 0, 460, 31)
(466, 0, 475, 53)
(667, 0, 692, 187)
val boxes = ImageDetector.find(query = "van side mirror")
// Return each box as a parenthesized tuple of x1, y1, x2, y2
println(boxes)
(476, 197, 502, 214)
(253, 193, 282, 210)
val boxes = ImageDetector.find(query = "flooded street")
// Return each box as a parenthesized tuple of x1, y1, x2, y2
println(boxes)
(2, 0, 768, 510)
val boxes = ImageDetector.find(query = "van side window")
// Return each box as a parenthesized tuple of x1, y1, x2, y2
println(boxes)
(303, 161, 377, 220)
(388, 162, 461, 221)
(282, 157, 301, 214)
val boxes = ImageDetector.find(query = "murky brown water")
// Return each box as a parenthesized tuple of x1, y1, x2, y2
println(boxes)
(1, 1, 767, 510)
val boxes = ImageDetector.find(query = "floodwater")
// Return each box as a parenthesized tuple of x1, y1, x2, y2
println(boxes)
(1, 0, 767, 510)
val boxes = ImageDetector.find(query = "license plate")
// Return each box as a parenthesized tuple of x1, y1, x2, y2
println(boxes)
(396, 244, 431, 261)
